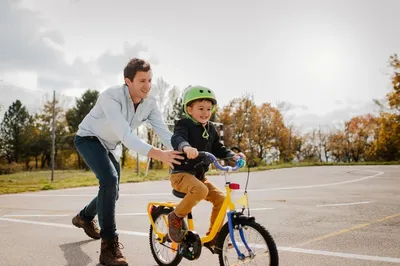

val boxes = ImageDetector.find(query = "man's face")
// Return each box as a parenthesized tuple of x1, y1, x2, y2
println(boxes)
(125, 71, 152, 99)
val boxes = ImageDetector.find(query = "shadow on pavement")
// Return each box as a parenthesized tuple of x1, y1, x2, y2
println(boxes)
(60, 239, 97, 266)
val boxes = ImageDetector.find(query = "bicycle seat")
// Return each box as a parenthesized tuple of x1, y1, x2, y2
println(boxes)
(172, 189, 186, 199)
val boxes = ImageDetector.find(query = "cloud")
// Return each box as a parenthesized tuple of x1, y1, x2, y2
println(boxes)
(37, 75, 75, 90)
(0, 0, 149, 92)
(96, 42, 148, 74)
(0, 82, 76, 119)
(292, 100, 381, 133)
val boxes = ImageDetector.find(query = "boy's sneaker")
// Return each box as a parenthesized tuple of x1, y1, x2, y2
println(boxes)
(72, 214, 101, 239)
(167, 212, 186, 243)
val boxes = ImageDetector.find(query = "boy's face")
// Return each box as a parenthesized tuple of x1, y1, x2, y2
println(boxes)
(187, 100, 213, 126)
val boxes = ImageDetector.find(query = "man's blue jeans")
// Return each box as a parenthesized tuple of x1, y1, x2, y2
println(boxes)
(74, 135, 120, 240)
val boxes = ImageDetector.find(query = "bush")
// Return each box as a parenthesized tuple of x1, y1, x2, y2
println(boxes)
(0, 163, 24, 175)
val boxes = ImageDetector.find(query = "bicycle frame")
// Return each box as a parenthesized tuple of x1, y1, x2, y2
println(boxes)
(147, 151, 249, 261)
(147, 170, 241, 245)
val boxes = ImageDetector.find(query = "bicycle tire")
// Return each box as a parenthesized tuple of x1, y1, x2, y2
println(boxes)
(216, 219, 279, 266)
(149, 207, 183, 266)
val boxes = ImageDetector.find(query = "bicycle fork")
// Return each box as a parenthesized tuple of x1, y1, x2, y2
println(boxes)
(227, 211, 256, 260)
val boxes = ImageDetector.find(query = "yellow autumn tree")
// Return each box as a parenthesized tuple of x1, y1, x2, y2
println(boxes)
(387, 54, 400, 111)
(327, 131, 349, 162)
(376, 112, 400, 160)
(251, 103, 288, 164)
(344, 114, 379, 162)
(217, 94, 256, 157)
(375, 54, 400, 161)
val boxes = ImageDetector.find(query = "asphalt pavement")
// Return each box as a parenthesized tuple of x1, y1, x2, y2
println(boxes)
(0, 165, 399, 266)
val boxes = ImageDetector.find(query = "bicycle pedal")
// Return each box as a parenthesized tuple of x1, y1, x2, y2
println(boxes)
(203, 243, 217, 254)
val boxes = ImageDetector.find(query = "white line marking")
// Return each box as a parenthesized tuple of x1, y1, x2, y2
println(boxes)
(2, 214, 69, 217)
(247, 170, 384, 192)
(278, 247, 400, 263)
(0, 217, 147, 236)
(0, 217, 75, 228)
(245, 208, 275, 211)
(117, 229, 148, 236)
(0, 217, 399, 263)
(0, 193, 172, 197)
(116, 213, 147, 216)
(1, 213, 150, 217)
(0, 170, 385, 197)
(317, 201, 374, 207)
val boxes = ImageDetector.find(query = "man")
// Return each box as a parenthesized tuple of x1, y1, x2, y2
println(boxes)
(72, 58, 183, 266)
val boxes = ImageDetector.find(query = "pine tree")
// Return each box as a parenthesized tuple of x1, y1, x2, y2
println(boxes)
(0, 100, 31, 163)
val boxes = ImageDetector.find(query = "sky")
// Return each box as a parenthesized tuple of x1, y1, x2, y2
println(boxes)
(0, 0, 399, 133)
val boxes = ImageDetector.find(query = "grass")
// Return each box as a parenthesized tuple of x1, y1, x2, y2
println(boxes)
(0, 168, 170, 195)
(0, 161, 398, 195)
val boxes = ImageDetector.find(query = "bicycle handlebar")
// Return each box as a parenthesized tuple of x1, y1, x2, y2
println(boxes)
(197, 151, 246, 172)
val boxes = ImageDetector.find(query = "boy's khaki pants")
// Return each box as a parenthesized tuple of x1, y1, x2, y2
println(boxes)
(170, 172, 225, 234)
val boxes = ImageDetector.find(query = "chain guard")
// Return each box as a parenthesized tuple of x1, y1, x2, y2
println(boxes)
(179, 231, 202, 260)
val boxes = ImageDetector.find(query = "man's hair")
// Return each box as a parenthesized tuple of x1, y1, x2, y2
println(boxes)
(123, 58, 151, 82)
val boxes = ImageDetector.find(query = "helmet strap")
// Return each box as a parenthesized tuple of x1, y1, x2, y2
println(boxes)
(202, 126, 209, 139)
(183, 113, 210, 140)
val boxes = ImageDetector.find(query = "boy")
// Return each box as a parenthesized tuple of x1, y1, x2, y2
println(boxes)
(168, 85, 245, 248)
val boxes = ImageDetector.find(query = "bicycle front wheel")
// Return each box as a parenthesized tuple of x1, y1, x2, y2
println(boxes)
(217, 219, 279, 266)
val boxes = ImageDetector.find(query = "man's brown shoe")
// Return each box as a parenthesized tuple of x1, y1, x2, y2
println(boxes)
(72, 214, 100, 240)
(100, 236, 129, 266)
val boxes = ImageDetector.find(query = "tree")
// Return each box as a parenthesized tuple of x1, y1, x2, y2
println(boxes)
(326, 130, 348, 162)
(218, 95, 256, 161)
(66, 89, 99, 169)
(0, 100, 32, 164)
(373, 54, 400, 161)
(251, 103, 288, 164)
(376, 112, 400, 161)
(35, 100, 69, 169)
(344, 114, 379, 162)
(151, 77, 180, 120)
(66, 89, 99, 133)
(167, 97, 185, 126)
(300, 129, 320, 162)
(387, 54, 400, 111)
(252, 103, 275, 161)
(218, 94, 291, 166)
(316, 126, 330, 162)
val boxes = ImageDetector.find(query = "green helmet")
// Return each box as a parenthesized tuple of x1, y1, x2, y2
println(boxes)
(183, 86, 217, 116)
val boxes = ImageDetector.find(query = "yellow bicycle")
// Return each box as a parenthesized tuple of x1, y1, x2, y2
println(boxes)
(147, 151, 279, 265)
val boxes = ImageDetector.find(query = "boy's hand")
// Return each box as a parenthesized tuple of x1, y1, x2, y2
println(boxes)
(232, 152, 246, 168)
(183, 146, 199, 159)
(233, 152, 246, 161)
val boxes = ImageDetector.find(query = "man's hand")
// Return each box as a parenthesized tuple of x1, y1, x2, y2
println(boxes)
(183, 146, 199, 159)
(148, 148, 184, 169)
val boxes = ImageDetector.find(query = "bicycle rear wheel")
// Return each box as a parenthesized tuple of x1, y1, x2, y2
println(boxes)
(217, 219, 279, 266)
(149, 207, 183, 266)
